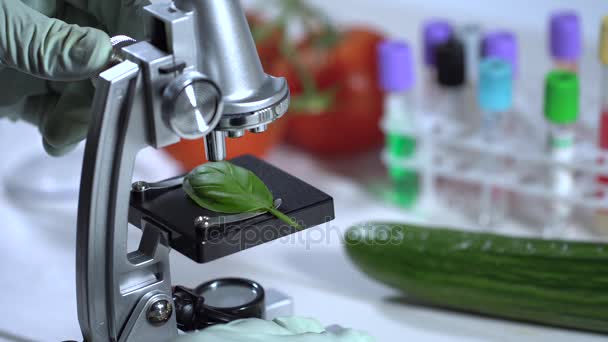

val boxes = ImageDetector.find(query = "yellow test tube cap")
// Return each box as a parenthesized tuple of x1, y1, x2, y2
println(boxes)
(601, 16, 608, 64)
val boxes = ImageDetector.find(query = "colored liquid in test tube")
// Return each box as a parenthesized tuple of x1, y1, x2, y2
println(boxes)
(600, 54, 608, 183)
(482, 32, 522, 133)
(596, 17, 608, 232)
(378, 40, 419, 207)
(481, 31, 521, 125)
(421, 19, 453, 126)
(477, 58, 513, 228)
(549, 11, 582, 73)
(543, 70, 579, 237)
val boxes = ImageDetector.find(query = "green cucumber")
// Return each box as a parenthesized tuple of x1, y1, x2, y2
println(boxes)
(344, 222, 608, 333)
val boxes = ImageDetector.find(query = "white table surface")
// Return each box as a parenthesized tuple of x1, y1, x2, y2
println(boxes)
(0, 121, 605, 342)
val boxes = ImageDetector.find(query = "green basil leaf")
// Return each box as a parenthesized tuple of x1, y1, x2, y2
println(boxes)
(183, 161, 302, 230)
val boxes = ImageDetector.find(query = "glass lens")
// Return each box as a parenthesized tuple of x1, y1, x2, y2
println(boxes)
(201, 284, 258, 308)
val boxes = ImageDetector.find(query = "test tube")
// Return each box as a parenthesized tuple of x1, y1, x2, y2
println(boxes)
(479, 59, 513, 143)
(435, 37, 467, 130)
(544, 70, 579, 237)
(596, 17, 608, 232)
(477, 58, 513, 228)
(482, 31, 520, 128)
(549, 11, 582, 73)
(458, 24, 483, 86)
(458, 24, 483, 133)
(421, 19, 453, 122)
(482, 31, 518, 78)
(379, 40, 419, 208)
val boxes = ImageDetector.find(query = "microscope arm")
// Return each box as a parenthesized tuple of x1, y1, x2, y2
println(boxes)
(76, 60, 177, 341)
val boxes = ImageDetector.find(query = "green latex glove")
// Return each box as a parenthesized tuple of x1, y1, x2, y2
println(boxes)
(176, 317, 375, 342)
(0, 0, 149, 155)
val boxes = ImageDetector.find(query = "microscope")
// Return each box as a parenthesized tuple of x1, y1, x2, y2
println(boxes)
(76, 1, 335, 341)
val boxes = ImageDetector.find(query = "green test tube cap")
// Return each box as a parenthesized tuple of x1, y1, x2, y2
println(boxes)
(544, 70, 579, 124)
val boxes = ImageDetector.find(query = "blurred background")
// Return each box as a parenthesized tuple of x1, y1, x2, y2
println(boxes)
(1, 0, 608, 341)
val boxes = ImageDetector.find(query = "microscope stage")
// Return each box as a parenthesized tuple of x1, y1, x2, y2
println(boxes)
(129, 155, 335, 263)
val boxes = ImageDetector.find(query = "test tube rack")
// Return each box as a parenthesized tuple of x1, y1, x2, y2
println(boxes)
(380, 105, 608, 234)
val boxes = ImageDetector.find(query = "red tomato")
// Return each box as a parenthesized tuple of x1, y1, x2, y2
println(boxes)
(282, 28, 385, 156)
(247, 14, 284, 70)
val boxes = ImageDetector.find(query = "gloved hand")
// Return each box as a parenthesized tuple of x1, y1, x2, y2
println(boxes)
(175, 317, 375, 342)
(0, 0, 150, 155)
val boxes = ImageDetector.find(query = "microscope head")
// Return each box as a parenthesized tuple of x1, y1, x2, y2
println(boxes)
(111, 1, 288, 160)
(166, 0, 290, 161)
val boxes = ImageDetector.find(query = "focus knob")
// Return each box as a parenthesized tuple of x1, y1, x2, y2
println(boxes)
(162, 72, 224, 140)
(109, 35, 137, 64)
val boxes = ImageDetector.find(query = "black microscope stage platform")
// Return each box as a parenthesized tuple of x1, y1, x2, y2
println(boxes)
(129, 155, 335, 263)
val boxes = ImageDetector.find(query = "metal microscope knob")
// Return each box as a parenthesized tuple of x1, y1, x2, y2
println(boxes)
(91, 35, 137, 84)
(163, 72, 224, 140)
(109, 35, 137, 64)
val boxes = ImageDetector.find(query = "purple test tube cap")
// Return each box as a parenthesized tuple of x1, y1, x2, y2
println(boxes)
(482, 31, 518, 77)
(378, 40, 415, 92)
(423, 19, 453, 66)
(549, 11, 582, 62)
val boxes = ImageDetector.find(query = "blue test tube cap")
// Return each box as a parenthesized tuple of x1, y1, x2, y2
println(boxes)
(478, 58, 513, 112)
